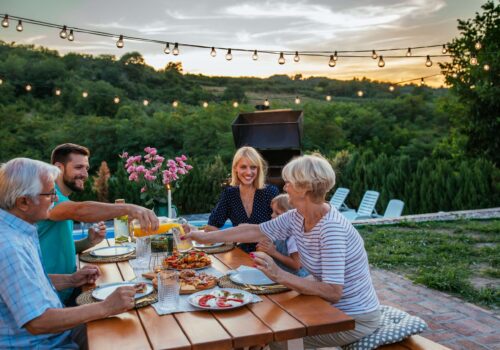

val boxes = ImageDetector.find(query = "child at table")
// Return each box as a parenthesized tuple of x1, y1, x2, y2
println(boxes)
(257, 194, 308, 277)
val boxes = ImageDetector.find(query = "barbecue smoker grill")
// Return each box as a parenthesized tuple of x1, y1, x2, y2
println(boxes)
(231, 109, 303, 189)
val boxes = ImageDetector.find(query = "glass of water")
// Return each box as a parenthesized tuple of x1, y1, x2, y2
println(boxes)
(157, 270, 180, 312)
(135, 237, 151, 265)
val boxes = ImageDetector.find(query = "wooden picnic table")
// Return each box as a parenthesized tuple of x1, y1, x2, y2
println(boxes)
(79, 239, 354, 350)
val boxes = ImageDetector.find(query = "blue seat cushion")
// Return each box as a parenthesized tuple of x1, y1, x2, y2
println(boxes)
(342, 305, 427, 350)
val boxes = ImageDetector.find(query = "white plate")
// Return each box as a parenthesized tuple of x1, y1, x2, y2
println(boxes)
(193, 241, 224, 249)
(187, 288, 253, 310)
(90, 245, 134, 257)
(92, 282, 153, 301)
(229, 268, 275, 286)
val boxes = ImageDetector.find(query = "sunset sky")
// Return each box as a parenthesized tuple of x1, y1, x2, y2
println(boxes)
(0, 0, 485, 87)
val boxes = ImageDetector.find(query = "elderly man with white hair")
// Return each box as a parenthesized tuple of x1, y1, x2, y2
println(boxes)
(0, 158, 139, 349)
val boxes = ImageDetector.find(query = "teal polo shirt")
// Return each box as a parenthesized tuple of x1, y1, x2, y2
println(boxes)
(37, 184, 76, 302)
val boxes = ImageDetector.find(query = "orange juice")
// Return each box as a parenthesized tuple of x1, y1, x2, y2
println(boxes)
(132, 222, 183, 237)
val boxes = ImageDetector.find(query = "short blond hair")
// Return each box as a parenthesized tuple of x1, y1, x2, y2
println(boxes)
(271, 193, 293, 212)
(282, 154, 335, 201)
(230, 146, 267, 189)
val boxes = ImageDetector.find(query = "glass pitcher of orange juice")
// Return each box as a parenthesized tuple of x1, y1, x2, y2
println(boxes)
(130, 217, 192, 251)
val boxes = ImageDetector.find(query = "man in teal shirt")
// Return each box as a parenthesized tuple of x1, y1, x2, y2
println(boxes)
(37, 143, 159, 305)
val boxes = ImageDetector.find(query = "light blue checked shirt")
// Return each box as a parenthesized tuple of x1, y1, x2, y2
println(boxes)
(0, 209, 77, 349)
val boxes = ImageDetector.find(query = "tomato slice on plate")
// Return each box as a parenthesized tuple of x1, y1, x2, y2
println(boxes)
(198, 294, 216, 307)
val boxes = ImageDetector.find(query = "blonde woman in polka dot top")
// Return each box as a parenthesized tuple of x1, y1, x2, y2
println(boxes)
(205, 146, 278, 253)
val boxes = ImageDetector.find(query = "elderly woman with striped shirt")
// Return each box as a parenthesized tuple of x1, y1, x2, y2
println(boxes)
(187, 154, 380, 347)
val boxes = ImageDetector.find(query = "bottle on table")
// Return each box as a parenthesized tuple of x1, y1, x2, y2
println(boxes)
(113, 199, 129, 243)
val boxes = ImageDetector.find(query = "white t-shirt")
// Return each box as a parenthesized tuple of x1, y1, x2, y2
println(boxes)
(260, 206, 379, 315)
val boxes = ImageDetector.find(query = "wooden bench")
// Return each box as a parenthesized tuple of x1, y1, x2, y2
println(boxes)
(379, 335, 451, 349)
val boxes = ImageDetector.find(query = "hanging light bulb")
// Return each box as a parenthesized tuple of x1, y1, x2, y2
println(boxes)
(1, 15, 9, 28)
(357, 90, 364, 97)
(325, 95, 332, 102)
(232, 101, 239, 108)
(441, 44, 447, 54)
(0, 78, 3, 85)
(55, 88, 61, 96)
(425, 55, 433, 67)
(143, 99, 149, 106)
(68, 29, 74, 41)
(328, 55, 336, 68)
(210, 47, 216, 57)
(202, 101, 208, 108)
(294, 51, 300, 63)
(164, 43, 170, 54)
(389, 85, 395, 92)
(452, 72, 458, 78)
(371, 50, 378, 59)
(172, 100, 179, 108)
(82, 91, 88, 98)
(420, 78, 425, 86)
(225, 48, 232, 61)
(25, 84, 32, 92)
(470, 55, 478, 65)
(172, 43, 179, 55)
(294, 96, 301, 104)
(483, 64, 490, 71)
(474, 42, 482, 50)
(378, 56, 385, 68)
(116, 35, 124, 48)
(16, 20, 23, 32)
(406, 48, 412, 57)
(114, 96, 120, 104)
(470, 85, 476, 89)
(278, 52, 285, 65)
(59, 25, 68, 39)
(264, 98, 270, 107)
(252, 50, 258, 61)
(333, 51, 338, 61)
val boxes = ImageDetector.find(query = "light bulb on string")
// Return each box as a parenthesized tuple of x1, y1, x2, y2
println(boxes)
(164, 43, 170, 54)
(420, 78, 425, 86)
(1, 15, 9, 28)
(172, 43, 179, 55)
(333, 51, 338, 61)
(264, 98, 270, 107)
(232, 101, 239, 108)
(55, 88, 61, 96)
(202, 101, 208, 108)
(378, 56, 385, 68)
(278, 52, 285, 65)
(442, 44, 447, 54)
(357, 90, 364, 97)
(470, 85, 475, 89)
(452, 72, 458, 78)
(371, 50, 378, 59)
(389, 85, 395, 92)
(470, 55, 478, 65)
(425, 55, 433, 67)
(225, 49, 232, 61)
(116, 35, 124, 48)
(406, 48, 412, 57)
(16, 20, 23, 32)
(328, 55, 336, 68)
(0, 78, 3, 85)
(474, 42, 482, 50)
(325, 95, 332, 102)
(172, 100, 179, 108)
(483, 64, 490, 71)
(210, 47, 216, 57)
(68, 29, 74, 41)
(59, 25, 68, 39)
(294, 96, 301, 104)
(143, 99, 149, 106)
(25, 84, 32, 92)
(252, 50, 258, 60)
(114, 96, 120, 104)
(294, 51, 300, 63)
(82, 91, 88, 98)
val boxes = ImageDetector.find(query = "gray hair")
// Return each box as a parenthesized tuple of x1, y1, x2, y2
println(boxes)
(0, 158, 60, 210)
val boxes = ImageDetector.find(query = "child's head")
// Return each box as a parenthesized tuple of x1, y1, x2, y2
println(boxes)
(271, 193, 293, 218)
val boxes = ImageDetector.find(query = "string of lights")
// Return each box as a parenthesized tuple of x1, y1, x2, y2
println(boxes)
(1, 13, 453, 68)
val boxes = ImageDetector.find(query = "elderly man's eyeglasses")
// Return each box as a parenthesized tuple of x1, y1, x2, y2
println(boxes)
(39, 189, 57, 202)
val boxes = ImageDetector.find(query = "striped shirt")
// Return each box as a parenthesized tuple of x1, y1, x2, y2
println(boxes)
(260, 206, 379, 315)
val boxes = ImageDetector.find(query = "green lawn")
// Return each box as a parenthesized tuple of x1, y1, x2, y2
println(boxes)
(357, 219, 500, 310)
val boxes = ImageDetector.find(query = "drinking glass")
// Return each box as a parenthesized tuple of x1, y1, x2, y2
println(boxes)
(156, 270, 180, 312)
(135, 237, 151, 264)
(172, 226, 193, 253)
